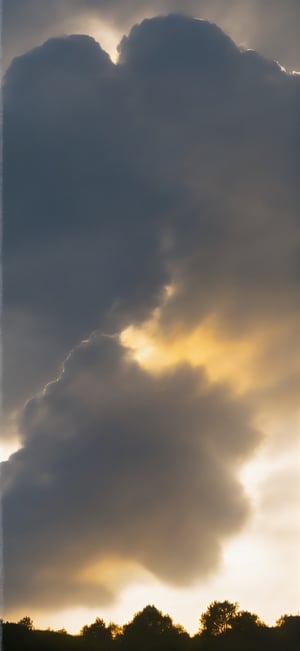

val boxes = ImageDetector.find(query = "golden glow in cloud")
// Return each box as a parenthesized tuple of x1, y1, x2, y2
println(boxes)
(121, 301, 269, 400)
(121, 318, 262, 393)
(3, 10, 300, 634)
(78, 557, 143, 591)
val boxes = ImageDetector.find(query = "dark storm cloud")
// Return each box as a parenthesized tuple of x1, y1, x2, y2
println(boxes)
(116, 18, 300, 412)
(3, 32, 169, 413)
(4, 13, 300, 425)
(4, 1, 300, 71)
(1, 334, 260, 611)
(3, 12, 300, 615)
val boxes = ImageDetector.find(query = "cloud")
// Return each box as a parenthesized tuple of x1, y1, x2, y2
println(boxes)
(3, 13, 300, 618)
(3, 12, 300, 435)
(3, 32, 169, 418)
(118, 14, 239, 70)
(3, 1, 300, 71)
(114, 15, 300, 423)
(2, 334, 260, 611)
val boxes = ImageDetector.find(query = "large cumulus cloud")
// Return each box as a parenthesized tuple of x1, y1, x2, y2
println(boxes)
(3, 13, 300, 617)
(117, 15, 300, 423)
(4, 14, 300, 424)
(3, 31, 168, 415)
(3, 1, 300, 71)
(2, 334, 260, 611)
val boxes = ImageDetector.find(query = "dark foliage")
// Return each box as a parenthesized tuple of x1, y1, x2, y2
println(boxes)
(2, 604, 300, 651)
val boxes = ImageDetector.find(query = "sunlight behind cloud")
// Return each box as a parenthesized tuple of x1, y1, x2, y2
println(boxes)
(81, 17, 120, 62)
(3, 9, 300, 634)
(0, 438, 20, 462)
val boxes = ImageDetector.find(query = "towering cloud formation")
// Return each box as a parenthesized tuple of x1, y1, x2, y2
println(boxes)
(4, 15, 300, 419)
(2, 14, 300, 615)
(2, 334, 260, 610)
(3, 32, 167, 411)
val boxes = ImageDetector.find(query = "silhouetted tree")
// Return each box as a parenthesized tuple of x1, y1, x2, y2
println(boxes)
(81, 617, 113, 648)
(108, 622, 122, 640)
(2, 605, 300, 651)
(17, 616, 34, 630)
(199, 601, 238, 636)
(275, 614, 300, 649)
(230, 609, 264, 634)
(122, 605, 188, 651)
(276, 614, 300, 629)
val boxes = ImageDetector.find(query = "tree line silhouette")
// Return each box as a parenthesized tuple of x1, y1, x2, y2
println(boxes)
(2, 602, 300, 650)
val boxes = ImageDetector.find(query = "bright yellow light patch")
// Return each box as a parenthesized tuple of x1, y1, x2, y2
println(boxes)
(120, 288, 300, 427)
(121, 316, 265, 395)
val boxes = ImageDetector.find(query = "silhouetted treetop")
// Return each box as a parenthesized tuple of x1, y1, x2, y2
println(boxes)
(2, 603, 300, 650)
(230, 609, 265, 633)
(199, 600, 239, 636)
(81, 616, 114, 647)
(17, 615, 34, 630)
(122, 605, 188, 650)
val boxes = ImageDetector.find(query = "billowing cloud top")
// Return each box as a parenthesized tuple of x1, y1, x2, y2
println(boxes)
(4, 0, 300, 71)
(2, 13, 300, 615)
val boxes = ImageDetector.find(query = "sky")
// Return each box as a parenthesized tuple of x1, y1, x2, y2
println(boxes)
(1, 0, 300, 636)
